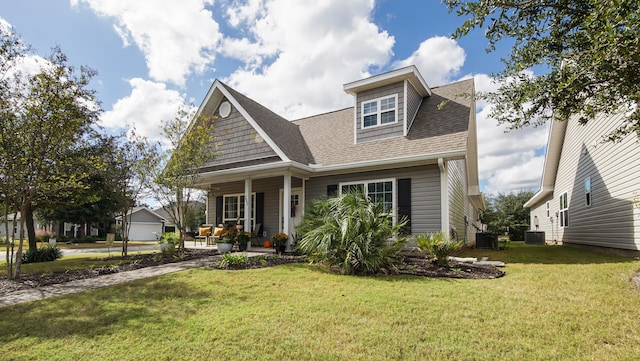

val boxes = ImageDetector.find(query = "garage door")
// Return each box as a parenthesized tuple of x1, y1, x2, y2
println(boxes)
(128, 222, 163, 241)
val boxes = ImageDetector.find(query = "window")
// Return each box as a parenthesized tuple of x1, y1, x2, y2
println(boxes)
(585, 177, 591, 206)
(361, 94, 397, 128)
(223, 194, 255, 225)
(340, 179, 394, 212)
(559, 192, 569, 227)
(546, 201, 550, 218)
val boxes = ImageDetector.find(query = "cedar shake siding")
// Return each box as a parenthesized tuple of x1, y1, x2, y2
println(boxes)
(202, 97, 279, 169)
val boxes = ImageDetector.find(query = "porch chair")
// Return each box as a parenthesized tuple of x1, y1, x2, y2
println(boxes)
(250, 223, 263, 246)
(195, 224, 214, 246)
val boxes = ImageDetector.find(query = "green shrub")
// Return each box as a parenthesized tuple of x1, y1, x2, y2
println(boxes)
(218, 253, 249, 268)
(296, 192, 407, 275)
(416, 231, 462, 267)
(22, 245, 63, 264)
(158, 232, 180, 255)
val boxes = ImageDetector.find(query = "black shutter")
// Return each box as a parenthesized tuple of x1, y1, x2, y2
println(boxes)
(256, 192, 264, 235)
(397, 178, 411, 234)
(215, 196, 223, 226)
(327, 184, 338, 197)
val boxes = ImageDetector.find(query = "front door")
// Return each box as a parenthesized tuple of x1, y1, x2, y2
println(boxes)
(279, 188, 303, 238)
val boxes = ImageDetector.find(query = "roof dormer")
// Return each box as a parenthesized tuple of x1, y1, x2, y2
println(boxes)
(343, 66, 431, 144)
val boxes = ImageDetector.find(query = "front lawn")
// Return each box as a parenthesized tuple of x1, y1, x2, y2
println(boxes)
(1, 243, 639, 360)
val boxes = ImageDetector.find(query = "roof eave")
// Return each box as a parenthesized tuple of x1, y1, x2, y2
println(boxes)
(343, 65, 431, 97)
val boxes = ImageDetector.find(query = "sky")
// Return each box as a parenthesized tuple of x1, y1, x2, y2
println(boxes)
(1, 0, 549, 196)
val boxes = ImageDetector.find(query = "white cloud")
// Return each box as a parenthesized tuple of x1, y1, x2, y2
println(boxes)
(472, 73, 549, 195)
(393, 36, 466, 86)
(71, 0, 221, 86)
(100, 78, 187, 142)
(220, 0, 394, 119)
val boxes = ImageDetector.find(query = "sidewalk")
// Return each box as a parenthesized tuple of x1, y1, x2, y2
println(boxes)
(0, 249, 270, 307)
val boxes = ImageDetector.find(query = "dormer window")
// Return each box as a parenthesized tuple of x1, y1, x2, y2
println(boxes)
(362, 94, 398, 128)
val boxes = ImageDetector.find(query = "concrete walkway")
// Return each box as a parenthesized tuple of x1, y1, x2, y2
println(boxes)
(0, 249, 270, 308)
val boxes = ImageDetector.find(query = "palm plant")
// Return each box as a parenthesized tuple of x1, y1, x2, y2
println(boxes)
(296, 192, 406, 275)
(416, 231, 462, 267)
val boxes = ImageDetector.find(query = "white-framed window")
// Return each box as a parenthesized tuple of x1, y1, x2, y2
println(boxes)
(559, 192, 569, 227)
(340, 178, 394, 212)
(223, 193, 255, 225)
(361, 94, 398, 128)
(585, 177, 591, 206)
(546, 201, 550, 218)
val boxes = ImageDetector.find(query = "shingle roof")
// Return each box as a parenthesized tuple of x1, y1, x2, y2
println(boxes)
(293, 78, 474, 166)
(221, 83, 315, 165)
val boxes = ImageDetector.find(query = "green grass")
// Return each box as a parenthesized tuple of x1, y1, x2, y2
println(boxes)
(0, 252, 154, 276)
(1, 243, 640, 360)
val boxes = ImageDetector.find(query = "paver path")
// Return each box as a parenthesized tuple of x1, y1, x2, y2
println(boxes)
(0, 254, 234, 307)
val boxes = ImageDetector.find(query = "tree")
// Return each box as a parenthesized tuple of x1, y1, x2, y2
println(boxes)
(480, 190, 533, 236)
(445, 0, 640, 141)
(296, 192, 407, 275)
(0, 27, 102, 278)
(109, 131, 160, 257)
(149, 108, 217, 251)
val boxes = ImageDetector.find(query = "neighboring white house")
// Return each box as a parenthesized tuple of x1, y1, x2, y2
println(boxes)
(184, 66, 484, 245)
(524, 110, 640, 250)
(0, 212, 24, 239)
(115, 207, 165, 241)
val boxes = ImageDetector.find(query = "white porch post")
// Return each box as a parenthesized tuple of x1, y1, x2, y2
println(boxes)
(283, 173, 291, 251)
(244, 178, 252, 250)
(438, 158, 449, 235)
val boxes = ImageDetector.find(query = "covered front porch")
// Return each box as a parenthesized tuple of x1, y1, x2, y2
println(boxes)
(195, 165, 313, 251)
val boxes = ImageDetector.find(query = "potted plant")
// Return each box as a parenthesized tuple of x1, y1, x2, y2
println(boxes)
(235, 231, 251, 251)
(271, 232, 288, 254)
(217, 229, 236, 253)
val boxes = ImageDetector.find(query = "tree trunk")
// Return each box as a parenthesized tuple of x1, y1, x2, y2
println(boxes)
(26, 203, 37, 250)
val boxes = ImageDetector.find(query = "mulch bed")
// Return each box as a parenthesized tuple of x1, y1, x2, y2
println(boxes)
(1, 250, 504, 295)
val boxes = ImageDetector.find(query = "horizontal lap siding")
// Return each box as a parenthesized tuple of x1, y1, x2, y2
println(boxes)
(405, 81, 422, 132)
(529, 195, 554, 242)
(206, 177, 303, 237)
(356, 82, 405, 143)
(554, 111, 640, 250)
(305, 165, 441, 234)
(447, 159, 469, 243)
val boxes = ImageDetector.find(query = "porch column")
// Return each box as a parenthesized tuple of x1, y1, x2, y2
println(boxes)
(244, 178, 252, 250)
(438, 158, 449, 234)
(244, 178, 252, 230)
(283, 173, 291, 250)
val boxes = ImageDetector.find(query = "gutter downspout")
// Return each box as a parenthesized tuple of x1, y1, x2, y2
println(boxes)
(438, 158, 449, 235)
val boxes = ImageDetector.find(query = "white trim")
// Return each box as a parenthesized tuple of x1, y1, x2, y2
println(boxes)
(353, 102, 358, 144)
(194, 150, 468, 187)
(279, 187, 303, 239)
(343, 65, 431, 97)
(222, 192, 256, 225)
(197, 81, 290, 162)
(559, 191, 569, 228)
(584, 176, 592, 207)
(403, 80, 408, 136)
(360, 94, 398, 129)
(438, 158, 449, 233)
(244, 178, 252, 229)
(338, 178, 397, 225)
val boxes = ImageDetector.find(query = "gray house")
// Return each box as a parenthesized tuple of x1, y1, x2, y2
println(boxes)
(524, 110, 640, 251)
(190, 66, 483, 246)
(115, 207, 165, 241)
